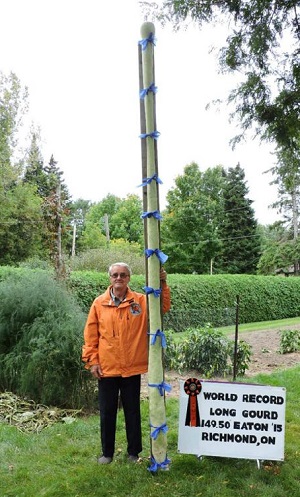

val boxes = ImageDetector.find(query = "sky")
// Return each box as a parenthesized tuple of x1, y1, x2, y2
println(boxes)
(1, 0, 281, 225)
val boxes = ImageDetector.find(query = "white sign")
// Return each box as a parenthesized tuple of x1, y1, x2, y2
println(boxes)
(178, 380, 286, 461)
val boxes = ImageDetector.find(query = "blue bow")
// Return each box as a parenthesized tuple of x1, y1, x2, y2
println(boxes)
(141, 210, 162, 220)
(149, 329, 167, 348)
(150, 423, 168, 440)
(138, 32, 156, 51)
(140, 82, 158, 99)
(139, 130, 160, 140)
(148, 381, 172, 396)
(148, 456, 171, 473)
(145, 248, 168, 264)
(144, 286, 162, 297)
(137, 173, 163, 188)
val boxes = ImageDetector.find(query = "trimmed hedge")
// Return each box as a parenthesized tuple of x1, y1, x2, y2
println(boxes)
(1, 267, 300, 331)
(67, 272, 300, 330)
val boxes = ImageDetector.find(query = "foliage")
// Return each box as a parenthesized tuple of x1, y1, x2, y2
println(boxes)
(0, 271, 91, 408)
(279, 328, 300, 354)
(68, 270, 300, 327)
(68, 269, 146, 312)
(3, 267, 300, 332)
(257, 222, 291, 275)
(80, 194, 144, 250)
(70, 240, 145, 273)
(164, 326, 251, 377)
(218, 164, 260, 274)
(0, 71, 28, 168)
(145, 1, 300, 149)
(161, 163, 226, 274)
(0, 72, 43, 265)
(162, 273, 300, 330)
(0, 182, 43, 265)
(230, 339, 252, 376)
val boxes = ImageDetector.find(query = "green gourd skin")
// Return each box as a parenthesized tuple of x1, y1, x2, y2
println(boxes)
(140, 22, 168, 466)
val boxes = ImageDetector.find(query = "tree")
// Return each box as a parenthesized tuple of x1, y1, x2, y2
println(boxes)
(80, 194, 144, 249)
(161, 163, 226, 273)
(109, 194, 144, 245)
(145, 1, 300, 149)
(40, 155, 72, 274)
(0, 71, 28, 171)
(218, 163, 259, 274)
(23, 127, 49, 197)
(0, 71, 43, 265)
(257, 222, 297, 275)
(0, 183, 43, 265)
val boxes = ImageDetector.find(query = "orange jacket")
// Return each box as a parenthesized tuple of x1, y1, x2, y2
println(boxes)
(82, 283, 171, 377)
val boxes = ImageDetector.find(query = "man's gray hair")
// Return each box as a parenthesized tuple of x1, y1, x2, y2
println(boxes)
(108, 262, 132, 276)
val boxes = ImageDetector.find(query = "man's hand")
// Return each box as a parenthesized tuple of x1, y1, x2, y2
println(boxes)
(160, 267, 167, 282)
(90, 364, 103, 379)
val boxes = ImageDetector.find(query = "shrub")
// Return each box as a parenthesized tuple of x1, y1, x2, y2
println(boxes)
(0, 271, 93, 409)
(229, 340, 252, 376)
(279, 329, 300, 354)
(164, 326, 252, 378)
(69, 242, 145, 274)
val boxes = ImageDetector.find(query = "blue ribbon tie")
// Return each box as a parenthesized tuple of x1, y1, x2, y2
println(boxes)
(144, 286, 162, 297)
(140, 82, 158, 99)
(150, 423, 168, 440)
(148, 329, 167, 348)
(137, 173, 163, 188)
(144, 248, 168, 264)
(141, 210, 162, 220)
(148, 456, 171, 473)
(139, 131, 160, 140)
(138, 32, 156, 51)
(148, 381, 172, 396)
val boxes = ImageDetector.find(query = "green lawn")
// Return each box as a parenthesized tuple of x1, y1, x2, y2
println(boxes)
(1, 365, 300, 497)
(219, 316, 300, 335)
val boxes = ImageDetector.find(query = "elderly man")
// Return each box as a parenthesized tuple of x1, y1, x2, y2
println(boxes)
(82, 262, 171, 464)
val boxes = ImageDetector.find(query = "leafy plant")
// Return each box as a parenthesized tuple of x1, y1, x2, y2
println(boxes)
(0, 271, 93, 409)
(229, 339, 252, 376)
(279, 329, 300, 354)
(164, 325, 251, 378)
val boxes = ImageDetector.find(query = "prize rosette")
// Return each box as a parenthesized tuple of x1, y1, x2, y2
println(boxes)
(184, 378, 201, 427)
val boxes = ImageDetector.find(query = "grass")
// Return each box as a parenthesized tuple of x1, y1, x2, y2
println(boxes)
(1, 366, 300, 497)
(218, 316, 300, 335)
(171, 316, 300, 343)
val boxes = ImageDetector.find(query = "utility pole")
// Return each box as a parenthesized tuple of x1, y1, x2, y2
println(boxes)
(103, 213, 110, 244)
(71, 222, 77, 257)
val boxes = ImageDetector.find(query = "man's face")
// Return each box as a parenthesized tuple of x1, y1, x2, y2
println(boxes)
(109, 265, 130, 293)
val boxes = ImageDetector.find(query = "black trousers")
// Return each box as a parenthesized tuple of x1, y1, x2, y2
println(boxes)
(98, 375, 142, 458)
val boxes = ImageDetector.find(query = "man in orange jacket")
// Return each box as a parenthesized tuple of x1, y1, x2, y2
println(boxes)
(82, 262, 171, 465)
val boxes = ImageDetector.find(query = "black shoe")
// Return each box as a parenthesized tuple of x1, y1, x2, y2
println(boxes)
(98, 455, 113, 464)
(127, 455, 139, 463)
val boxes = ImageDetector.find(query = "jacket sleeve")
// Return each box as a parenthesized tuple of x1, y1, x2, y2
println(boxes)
(161, 281, 171, 314)
(82, 301, 100, 369)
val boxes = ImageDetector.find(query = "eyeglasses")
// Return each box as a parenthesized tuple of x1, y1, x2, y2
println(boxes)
(110, 272, 129, 279)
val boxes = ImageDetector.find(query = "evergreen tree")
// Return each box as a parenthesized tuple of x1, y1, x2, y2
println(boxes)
(23, 128, 48, 197)
(41, 155, 72, 271)
(219, 164, 260, 274)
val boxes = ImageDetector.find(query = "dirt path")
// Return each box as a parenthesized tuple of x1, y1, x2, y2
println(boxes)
(141, 328, 300, 398)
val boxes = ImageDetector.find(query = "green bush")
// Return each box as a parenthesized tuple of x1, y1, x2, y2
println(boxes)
(163, 274, 300, 330)
(67, 271, 300, 330)
(279, 328, 300, 354)
(69, 243, 145, 274)
(68, 270, 146, 312)
(0, 271, 93, 409)
(164, 326, 252, 378)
